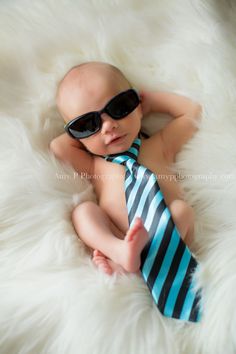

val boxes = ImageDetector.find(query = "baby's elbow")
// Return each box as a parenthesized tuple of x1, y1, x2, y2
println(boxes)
(194, 105, 202, 131)
(195, 103, 202, 118)
(188, 103, 202, 125)
(185, 104, 202, 133)
(49, 138, 65, 161)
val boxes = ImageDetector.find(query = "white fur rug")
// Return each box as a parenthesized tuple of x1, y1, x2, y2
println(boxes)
(1, 1, 236, 353)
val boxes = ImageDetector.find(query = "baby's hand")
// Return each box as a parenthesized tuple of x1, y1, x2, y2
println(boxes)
(139, 90, 152, 116)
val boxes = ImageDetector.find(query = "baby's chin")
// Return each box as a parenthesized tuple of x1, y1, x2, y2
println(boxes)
(87, 145, 127, 157)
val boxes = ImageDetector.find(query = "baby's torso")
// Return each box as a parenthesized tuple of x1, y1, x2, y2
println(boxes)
(92, 134, 184, 235)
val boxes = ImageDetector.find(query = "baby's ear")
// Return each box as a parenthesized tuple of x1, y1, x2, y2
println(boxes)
(139, 90, 151, 116)
(138, 90, 144, 102)
(137, 102, 145, 121)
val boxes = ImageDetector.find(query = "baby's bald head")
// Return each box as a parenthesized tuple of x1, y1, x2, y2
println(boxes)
(56, 62, 131, 122)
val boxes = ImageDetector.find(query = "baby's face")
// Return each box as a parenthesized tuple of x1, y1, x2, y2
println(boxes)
(57, 63, 143, 156)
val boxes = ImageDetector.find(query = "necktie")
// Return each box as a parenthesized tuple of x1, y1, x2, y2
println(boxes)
(105, 137, 202, 322)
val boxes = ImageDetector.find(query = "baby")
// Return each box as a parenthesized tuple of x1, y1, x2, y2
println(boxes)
(50, 61, 202, 275)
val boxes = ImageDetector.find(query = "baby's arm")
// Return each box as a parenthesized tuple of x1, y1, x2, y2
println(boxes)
(140, 90, 202, 161)
(50, 133, 94, 175)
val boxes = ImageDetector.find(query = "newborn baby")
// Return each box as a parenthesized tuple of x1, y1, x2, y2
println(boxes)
(50, 61, 202, 275)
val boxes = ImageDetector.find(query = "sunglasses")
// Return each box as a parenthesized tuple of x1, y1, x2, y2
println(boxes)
(64, 88, 140, 139)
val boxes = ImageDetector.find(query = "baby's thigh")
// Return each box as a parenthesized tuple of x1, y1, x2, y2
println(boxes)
(72, 201, 124, 240)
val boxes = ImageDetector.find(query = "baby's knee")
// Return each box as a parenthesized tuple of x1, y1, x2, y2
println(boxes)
(72, 201, 97, 222)
(169, 199, 194, 225)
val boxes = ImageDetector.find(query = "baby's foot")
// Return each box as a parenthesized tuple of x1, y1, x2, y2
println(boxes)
(92, 250, 126, 275)
(122, 217, 149, 273)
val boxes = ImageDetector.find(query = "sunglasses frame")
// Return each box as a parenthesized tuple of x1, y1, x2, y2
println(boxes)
(64, 88, 140, 139)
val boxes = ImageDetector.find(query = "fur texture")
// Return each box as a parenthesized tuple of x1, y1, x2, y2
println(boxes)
(1, 0, 236, 353)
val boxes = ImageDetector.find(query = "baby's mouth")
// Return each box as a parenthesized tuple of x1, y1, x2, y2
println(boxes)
(108, 134, 126, 145)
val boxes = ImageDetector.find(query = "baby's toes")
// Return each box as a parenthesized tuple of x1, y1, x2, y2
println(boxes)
(93, 256, 113, 275)
(99, 261, 113, 275)
(93, 249, 106, 257)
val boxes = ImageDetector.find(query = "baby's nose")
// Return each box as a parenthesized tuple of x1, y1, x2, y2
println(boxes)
(100, 113, 118, 133)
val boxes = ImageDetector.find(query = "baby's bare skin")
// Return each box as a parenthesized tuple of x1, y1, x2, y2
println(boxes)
(51, 61, 202, 275)
(92, 131, 183, 235)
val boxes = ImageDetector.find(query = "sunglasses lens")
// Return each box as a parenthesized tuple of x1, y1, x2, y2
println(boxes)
(107, 89, 140, 119)
(68, 113, 100, 139)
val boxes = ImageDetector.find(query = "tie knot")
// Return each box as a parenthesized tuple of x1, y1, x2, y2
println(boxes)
(105, 138, 141, 165)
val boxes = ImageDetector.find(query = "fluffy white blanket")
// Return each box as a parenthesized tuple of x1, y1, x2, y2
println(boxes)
(1, 1, 236, 353)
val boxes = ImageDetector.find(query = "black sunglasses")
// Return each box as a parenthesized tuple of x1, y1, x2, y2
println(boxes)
(64, 88, 140, 139)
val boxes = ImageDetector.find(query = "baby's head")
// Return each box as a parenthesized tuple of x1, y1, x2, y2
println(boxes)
(56, 61, 143, 156)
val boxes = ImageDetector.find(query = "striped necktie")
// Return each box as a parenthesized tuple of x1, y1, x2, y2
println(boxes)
(105, 137, 202, 322)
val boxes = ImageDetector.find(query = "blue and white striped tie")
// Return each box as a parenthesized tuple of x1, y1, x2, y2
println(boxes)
(105, 137, 202, 322)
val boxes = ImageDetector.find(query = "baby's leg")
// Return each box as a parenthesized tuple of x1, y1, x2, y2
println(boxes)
(72, 201, 149, 273)
(92, 250, 127, 275)
(168, 199, 195, 246)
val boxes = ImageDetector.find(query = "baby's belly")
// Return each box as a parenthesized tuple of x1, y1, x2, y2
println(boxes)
(94, 173, 129, 234)
(99, 187, 129, 235)
(92, 157, 184, 235)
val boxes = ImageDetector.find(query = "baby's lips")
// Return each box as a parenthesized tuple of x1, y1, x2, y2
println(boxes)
(107, 135, 123, 144)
